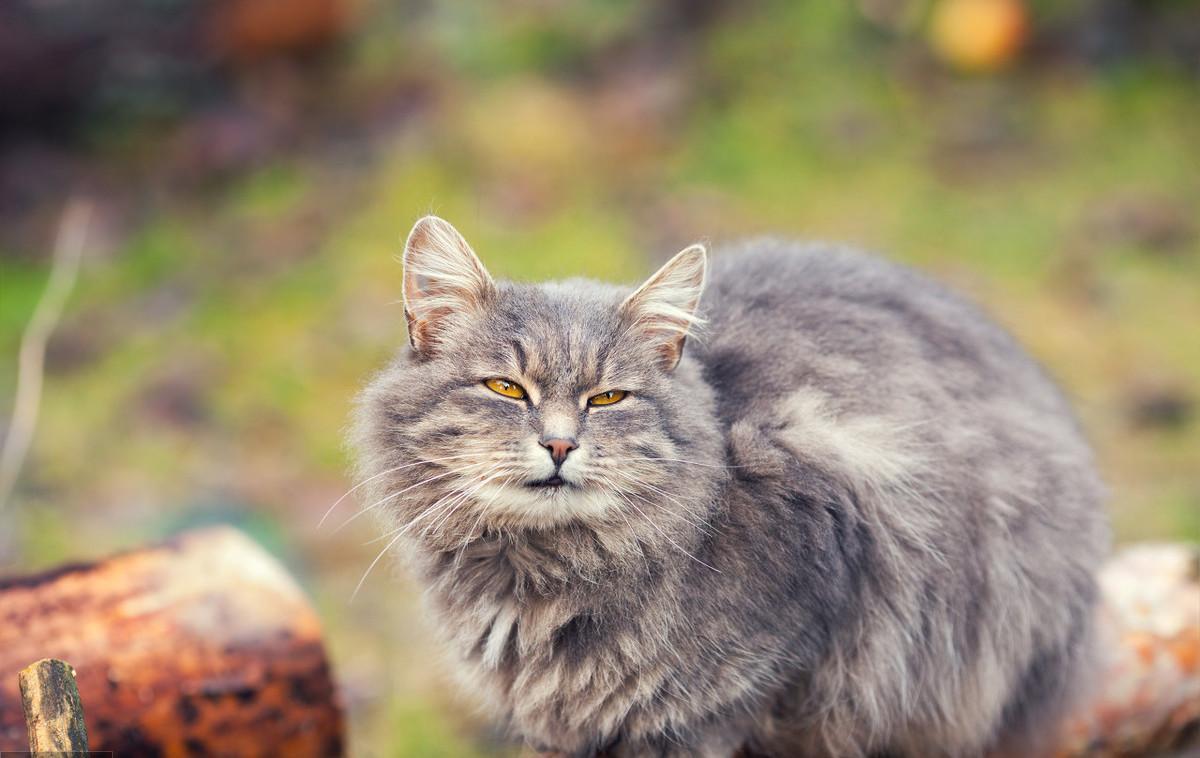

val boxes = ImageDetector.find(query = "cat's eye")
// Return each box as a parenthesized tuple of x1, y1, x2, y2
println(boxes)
(484, 378, 527, 400)
(588, 390, 627, 407)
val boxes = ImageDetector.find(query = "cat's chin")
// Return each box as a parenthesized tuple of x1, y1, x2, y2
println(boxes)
(471, 479, 619, 529)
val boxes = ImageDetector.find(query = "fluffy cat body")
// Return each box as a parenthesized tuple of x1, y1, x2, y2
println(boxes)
(351, 217, 1108, 757)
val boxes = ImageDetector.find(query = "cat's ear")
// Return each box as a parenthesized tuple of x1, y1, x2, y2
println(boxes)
(620, 243, 708, 371)
(402, 215, 495, 355)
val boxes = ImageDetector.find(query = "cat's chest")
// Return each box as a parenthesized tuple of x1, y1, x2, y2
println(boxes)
(446, 592, 679, 741)
(451, 592, 597, 687)
(419, 541, 692, 740)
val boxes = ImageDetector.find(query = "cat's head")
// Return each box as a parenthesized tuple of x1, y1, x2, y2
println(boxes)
(352, 216, 723, 545)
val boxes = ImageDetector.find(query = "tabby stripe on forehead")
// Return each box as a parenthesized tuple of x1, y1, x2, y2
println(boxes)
(586, 341, 611, 392)
(512, 340, 528, 374)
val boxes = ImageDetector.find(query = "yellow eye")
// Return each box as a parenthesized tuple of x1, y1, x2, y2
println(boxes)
(588, 390, 627, 407)
(484, 378, 527, 399)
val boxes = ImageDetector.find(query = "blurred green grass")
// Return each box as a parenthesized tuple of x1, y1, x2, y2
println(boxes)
(1, 1, 1197, 754)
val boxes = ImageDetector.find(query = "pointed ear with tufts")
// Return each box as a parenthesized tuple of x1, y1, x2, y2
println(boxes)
(402, 215, 496, 356)
(619, 243, 708, 371)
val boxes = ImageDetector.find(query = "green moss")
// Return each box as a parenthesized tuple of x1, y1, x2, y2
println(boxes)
(0, 259, 48, 392)
(381, 702, 499, 758)
(227, 164, 311, 220)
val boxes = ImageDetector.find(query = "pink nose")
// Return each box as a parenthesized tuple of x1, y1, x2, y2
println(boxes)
(540, 437, 578, 466)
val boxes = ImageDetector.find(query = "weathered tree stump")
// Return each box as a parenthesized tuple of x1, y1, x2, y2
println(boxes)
(18, 658, 89, 752)
(0, 526, 344, 757)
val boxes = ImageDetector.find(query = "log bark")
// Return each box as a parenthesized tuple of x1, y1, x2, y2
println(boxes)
(1051, 543, 1199, 757)
(0, 526, 344, 757)
(18, 658, 89, 752)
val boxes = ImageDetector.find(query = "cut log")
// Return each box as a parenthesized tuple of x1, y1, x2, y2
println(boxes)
(18, 658, 89, 752)
(1052, 543, 1200, 757)
(0, 526, 344, 757)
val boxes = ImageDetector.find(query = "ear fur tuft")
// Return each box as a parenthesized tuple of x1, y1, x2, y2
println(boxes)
(620, 243, 708, 371)
(402, 215, 494, 355)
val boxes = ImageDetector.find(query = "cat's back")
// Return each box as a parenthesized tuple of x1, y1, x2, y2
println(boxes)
(696, 239, 1070, 424)
(693, 241, 1107, 757)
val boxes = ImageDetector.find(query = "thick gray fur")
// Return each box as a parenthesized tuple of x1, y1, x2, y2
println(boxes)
(351, 225, 1109, 757)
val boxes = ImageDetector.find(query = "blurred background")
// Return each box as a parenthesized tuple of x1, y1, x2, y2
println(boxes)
(0, 0, 1197, 754)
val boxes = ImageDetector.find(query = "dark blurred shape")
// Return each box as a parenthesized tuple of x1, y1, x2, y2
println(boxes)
(0, 0, 211, 139)
(43, 310, 111, 376)
(0, 0, 353, 141)
(1127, 380, 1194, 431)
(0, 5, 102, 137)
(136, 363, 212, 429)
(1086, 192, 1196, 257)
(1070, 0, 1200, 71)
(856, 0, 922, 33)
(0, 0, 360, 253)
(1034, 0, 1200, 74)
(0, 143, 82, 243)
(164, 104, 279, 185)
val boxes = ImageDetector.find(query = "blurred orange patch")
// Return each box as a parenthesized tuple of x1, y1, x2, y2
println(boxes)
(929, 0, 1028, 72)
(208, 0, 355, 62)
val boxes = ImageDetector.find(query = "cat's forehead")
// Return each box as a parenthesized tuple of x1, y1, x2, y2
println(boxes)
(470, 280, 638, 390)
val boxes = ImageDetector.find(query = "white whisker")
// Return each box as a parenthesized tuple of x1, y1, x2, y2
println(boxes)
(604, 469, 717, 535)
(364, 461, 505, 546)
(613, 489, 720, 573)
(364, 477, 481, 546)
(422, 464, 506, 540)
(614, 506, 650, 574)
(350, 526, 407, 602)
(332, 462, 487, 535)
(625, 456, 745, 469)
(349, 465, 503, 602)
(317, 452, 480, 528)
(450, 474, 518, 571)
(622, 486, 718, 537)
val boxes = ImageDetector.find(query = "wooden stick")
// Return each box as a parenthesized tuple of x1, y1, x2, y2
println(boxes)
(18, 658, 89, 753)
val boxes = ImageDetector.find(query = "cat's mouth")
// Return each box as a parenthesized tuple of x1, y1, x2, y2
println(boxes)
(526, 474, 568, 489)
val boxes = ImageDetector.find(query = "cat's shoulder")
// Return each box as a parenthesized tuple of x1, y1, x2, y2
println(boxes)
(705, 237, 932, 302)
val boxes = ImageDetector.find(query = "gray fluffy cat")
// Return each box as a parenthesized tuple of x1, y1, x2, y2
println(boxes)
(351, 216, 1109, 757)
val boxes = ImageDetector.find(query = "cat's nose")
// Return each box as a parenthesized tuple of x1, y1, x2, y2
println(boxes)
(540, 437, 578, 467)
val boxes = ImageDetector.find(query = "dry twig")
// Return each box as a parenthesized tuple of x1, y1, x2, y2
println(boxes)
(0, 199, 90, 511)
